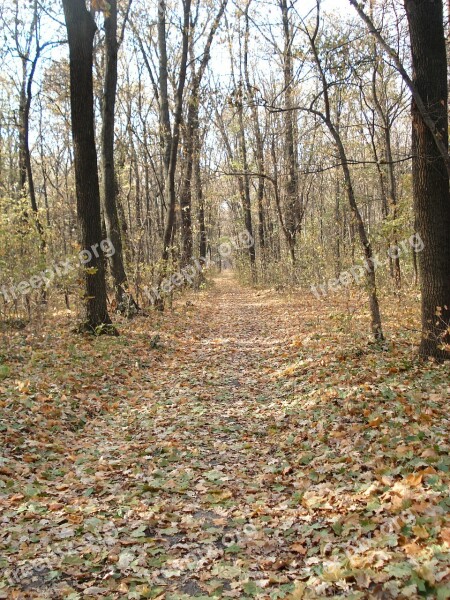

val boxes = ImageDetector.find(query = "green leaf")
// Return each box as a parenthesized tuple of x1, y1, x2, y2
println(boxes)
(243, 581, 261, 596)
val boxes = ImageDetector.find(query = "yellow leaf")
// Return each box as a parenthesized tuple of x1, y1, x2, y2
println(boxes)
(330, 430, 346, 439)
(412, 525, 429, 539)
(402, 542, 423, 556)
(420, 466, 436, 475)
(405, 472, 423, 487)
(287, 583, 306, 599)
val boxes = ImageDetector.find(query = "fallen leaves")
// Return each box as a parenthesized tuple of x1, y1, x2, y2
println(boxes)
(0, 275, 449, 598)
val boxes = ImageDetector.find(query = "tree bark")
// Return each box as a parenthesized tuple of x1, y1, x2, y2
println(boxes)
(405, 0, 450, 359)
(101, 0, 137, 314)
(159, 0, 191, 263)
(280, 0, 299, 266)
(62, 0, 113, 332)
(236, 81, 257, 279)
(244, 2, 265, 253)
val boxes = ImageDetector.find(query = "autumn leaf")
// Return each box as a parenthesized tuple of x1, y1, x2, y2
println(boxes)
(405, 472, 424, 487)
(440, 528, 450, 545)
(290, 543, 307, 555)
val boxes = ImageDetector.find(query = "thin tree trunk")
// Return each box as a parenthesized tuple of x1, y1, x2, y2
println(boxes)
(244, 2, 265, 253)
(18, 48, 46, 249)
(331, 126, 384, 340)
(281, 0, 299, 263)
(159, 0, 191, 263)
(180, 0, 227, 266)
(101, 0, 137, 313)
(236, 81, 256, 279)
(179, 81, 196, 266)
(307, 4, 383, 340)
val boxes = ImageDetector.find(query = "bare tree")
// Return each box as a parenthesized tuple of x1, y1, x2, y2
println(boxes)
(301, 4, 384, 340)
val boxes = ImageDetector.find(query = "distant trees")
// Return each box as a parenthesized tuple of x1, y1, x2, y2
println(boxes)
(280, 0, 300, 268)
(351, 0, 450, 357)
(300, 3, 384, 340)
(0, 0, 448, 357)
(3, 0, 49, 245)
(179, 0, 227, 267)
(158, 0, 191, 268)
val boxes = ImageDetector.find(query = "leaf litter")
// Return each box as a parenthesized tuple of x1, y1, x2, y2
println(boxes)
(0, 274, 449, 599)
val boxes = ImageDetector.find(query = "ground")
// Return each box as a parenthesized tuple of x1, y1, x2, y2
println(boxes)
(0, 273, 449, 599)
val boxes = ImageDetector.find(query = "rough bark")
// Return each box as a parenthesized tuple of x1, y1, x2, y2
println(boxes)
(101, 0, 137, 314)
(405, 0, 450, 359)
(159, 0, 191, 263)
(62, 0, 113, 332)
(244, 2, 265, 253)
(280, 0, 299, 266)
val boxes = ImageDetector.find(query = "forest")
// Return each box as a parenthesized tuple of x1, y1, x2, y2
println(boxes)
(0, 0, 449, 598)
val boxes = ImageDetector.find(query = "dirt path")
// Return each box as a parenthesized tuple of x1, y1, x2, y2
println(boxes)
(1, 274, 449, 599)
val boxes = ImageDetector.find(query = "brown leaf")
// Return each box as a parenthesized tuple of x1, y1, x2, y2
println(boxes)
(440, 527, 450, 545)
(290, 543, 307, 555)
(402, 542, 423, 556)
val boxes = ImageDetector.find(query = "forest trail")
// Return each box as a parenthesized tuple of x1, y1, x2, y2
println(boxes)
(1, 274, 450, 598)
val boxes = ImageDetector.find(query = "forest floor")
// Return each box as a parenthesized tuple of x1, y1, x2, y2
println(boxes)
(1, 272, 449, 599)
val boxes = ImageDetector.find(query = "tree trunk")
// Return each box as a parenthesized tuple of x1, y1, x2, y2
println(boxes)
(180, 0, 227, 266)
(236, 82, 256, 279)
(101, 0, 136, 313)
(18, 45, 46, 249)
(62, 0, 113, 333)
(244, 2, 265, 253)
(307, 5, 384, 341)
(179, 84, 196, 266)
(159, 0, 191, 263)
(281, 0, 299, 258)
(195, 129, 207, 259)
(405, 0, 450, 359)
(331, 126, 384, 341)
